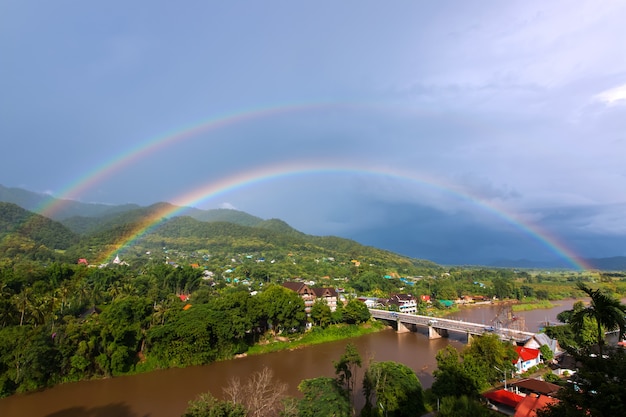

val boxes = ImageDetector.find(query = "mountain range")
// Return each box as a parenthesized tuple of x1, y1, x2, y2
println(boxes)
(1, 184, 625, 270)
(0, 185, 438, 273)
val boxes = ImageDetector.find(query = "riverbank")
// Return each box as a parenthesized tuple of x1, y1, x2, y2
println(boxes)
(3, 300, 585, 417)
(441, 298, 559, 317)
(2, 320, 388, 399)
(246, 320, 387, 355)
(512, 299, 555, 311)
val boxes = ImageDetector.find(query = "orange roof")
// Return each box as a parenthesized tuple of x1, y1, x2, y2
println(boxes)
(514, 394, 559, 417)
(183, 304, 192, 310)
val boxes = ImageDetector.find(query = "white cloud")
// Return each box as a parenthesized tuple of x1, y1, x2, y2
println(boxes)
(594, 83, 626, 106)
(219, 202, 238, 210)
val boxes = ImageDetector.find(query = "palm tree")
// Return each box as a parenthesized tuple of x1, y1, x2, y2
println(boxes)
(12, 288, 33, 326)
(571, 282, 626, 357)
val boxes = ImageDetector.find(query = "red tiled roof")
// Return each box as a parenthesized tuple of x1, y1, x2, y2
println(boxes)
(514, 394, 559, 417)
(515, 346, 540, 362)
(484, 389, 524, 408)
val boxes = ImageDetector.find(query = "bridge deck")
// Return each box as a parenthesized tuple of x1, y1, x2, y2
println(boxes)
(369, 309, 534, 342)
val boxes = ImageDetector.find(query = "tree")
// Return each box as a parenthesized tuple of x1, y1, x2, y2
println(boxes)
(431, 335, 516, 399)
(362, 361, 425, 417)
(570, 282, 626, 357)
(223, 367, 287, 417)
(297, 377, 351, 417)
(431, 345, 481, 398)
(258, 285, 306, 334)
(310, 299, 332, 328)
(333, 343, 362, 409)
(492, 277, 514, 300)
(182, 392, 246, 417)
(11, 288, 32, 326)
(539, 344, 554, 363)
(463, 333, 517, 386)
(342, 299, 370, 324)
(438, 395, 497, 417)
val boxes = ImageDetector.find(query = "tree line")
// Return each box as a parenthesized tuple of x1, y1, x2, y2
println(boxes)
(0, 259, 370, 397)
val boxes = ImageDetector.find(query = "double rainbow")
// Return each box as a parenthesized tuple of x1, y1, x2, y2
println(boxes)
(30, 104, 589, 270)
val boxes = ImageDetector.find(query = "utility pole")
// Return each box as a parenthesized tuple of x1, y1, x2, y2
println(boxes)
(494, 366, 507, 390)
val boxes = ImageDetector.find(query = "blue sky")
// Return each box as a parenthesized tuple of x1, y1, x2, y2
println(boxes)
(2, 1, 625, 265)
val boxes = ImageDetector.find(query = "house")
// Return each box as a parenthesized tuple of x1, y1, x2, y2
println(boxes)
(510, 378, 561, 397)
(524, 333, 562, 358)
(79, 306, 102, 320)
(312, 287, 338, 312)
(514, 394, 559, 417)
(77, 258, 89, 265)
(483, 389, 524, 412)
(513, 346, 541, 373)
(282, 282, 316, 313)
(282, 281, 338, 313)
(420, 295, 431, 303)
(358, 297, 380, 309)
(387, 294, 417, 314)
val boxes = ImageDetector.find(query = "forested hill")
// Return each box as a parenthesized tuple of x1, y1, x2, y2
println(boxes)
(60, 204, 266, 235)
(60, 202, 179, 235)
(0, 183, 141, 220)
(0, 200, 438, 271)
(70, 214, 437, 270)
(0, 202, 79, 257)
(185, 207, 264, 226)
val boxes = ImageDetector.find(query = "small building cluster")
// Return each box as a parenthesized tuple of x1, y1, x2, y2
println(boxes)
(281, 281, 339, 313)
(483, 336, 565, 416)
(484, 377, 561, 417)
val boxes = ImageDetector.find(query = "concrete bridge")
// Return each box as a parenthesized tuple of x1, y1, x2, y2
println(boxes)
(369, 309, 535, 343)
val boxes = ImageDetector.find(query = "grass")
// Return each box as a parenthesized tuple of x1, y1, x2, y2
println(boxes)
(246, 320, 387, 356)
(512, 299, 555, 311)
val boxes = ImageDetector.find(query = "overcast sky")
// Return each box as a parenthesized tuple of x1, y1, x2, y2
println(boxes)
(2, 1, 625, 265)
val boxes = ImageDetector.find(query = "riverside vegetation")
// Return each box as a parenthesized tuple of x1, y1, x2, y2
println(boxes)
(1, 201, 626, 406)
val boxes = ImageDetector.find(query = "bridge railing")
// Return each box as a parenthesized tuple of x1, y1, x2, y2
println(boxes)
(369, 309, 534, 341)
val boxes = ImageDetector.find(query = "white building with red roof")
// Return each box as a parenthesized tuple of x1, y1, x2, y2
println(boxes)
(513, 346, 541, 373)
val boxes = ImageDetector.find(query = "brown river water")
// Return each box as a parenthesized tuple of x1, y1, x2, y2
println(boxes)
(0, 299, 583, 417)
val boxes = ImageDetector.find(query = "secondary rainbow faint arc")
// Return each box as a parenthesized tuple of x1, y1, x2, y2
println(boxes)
(102, 161, 592, 271)
(36, 102, 333, 218)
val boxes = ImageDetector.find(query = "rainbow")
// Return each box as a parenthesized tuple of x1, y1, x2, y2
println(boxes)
(35, 102, 336, 218)
(25, 102, 589, 269)
(100, 160, 592, 271)
(35, 101, 485, 219)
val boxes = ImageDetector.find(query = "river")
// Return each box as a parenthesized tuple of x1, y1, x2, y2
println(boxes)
(0, 299, 584, 417)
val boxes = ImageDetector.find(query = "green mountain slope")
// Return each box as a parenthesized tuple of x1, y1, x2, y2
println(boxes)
(0, 202, 79, 259)
(1, 185, 438, 271)
(61, 202, 176, 235)
(0, 184, 141, 220)
(72, 214, 438, 271)
(185, 207, 264, 226)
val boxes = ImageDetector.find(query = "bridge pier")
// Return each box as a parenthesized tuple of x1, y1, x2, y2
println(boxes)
(396, 320, 411, 333)
(467, 332, 473, 345)
(428, 326, 448, 339)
